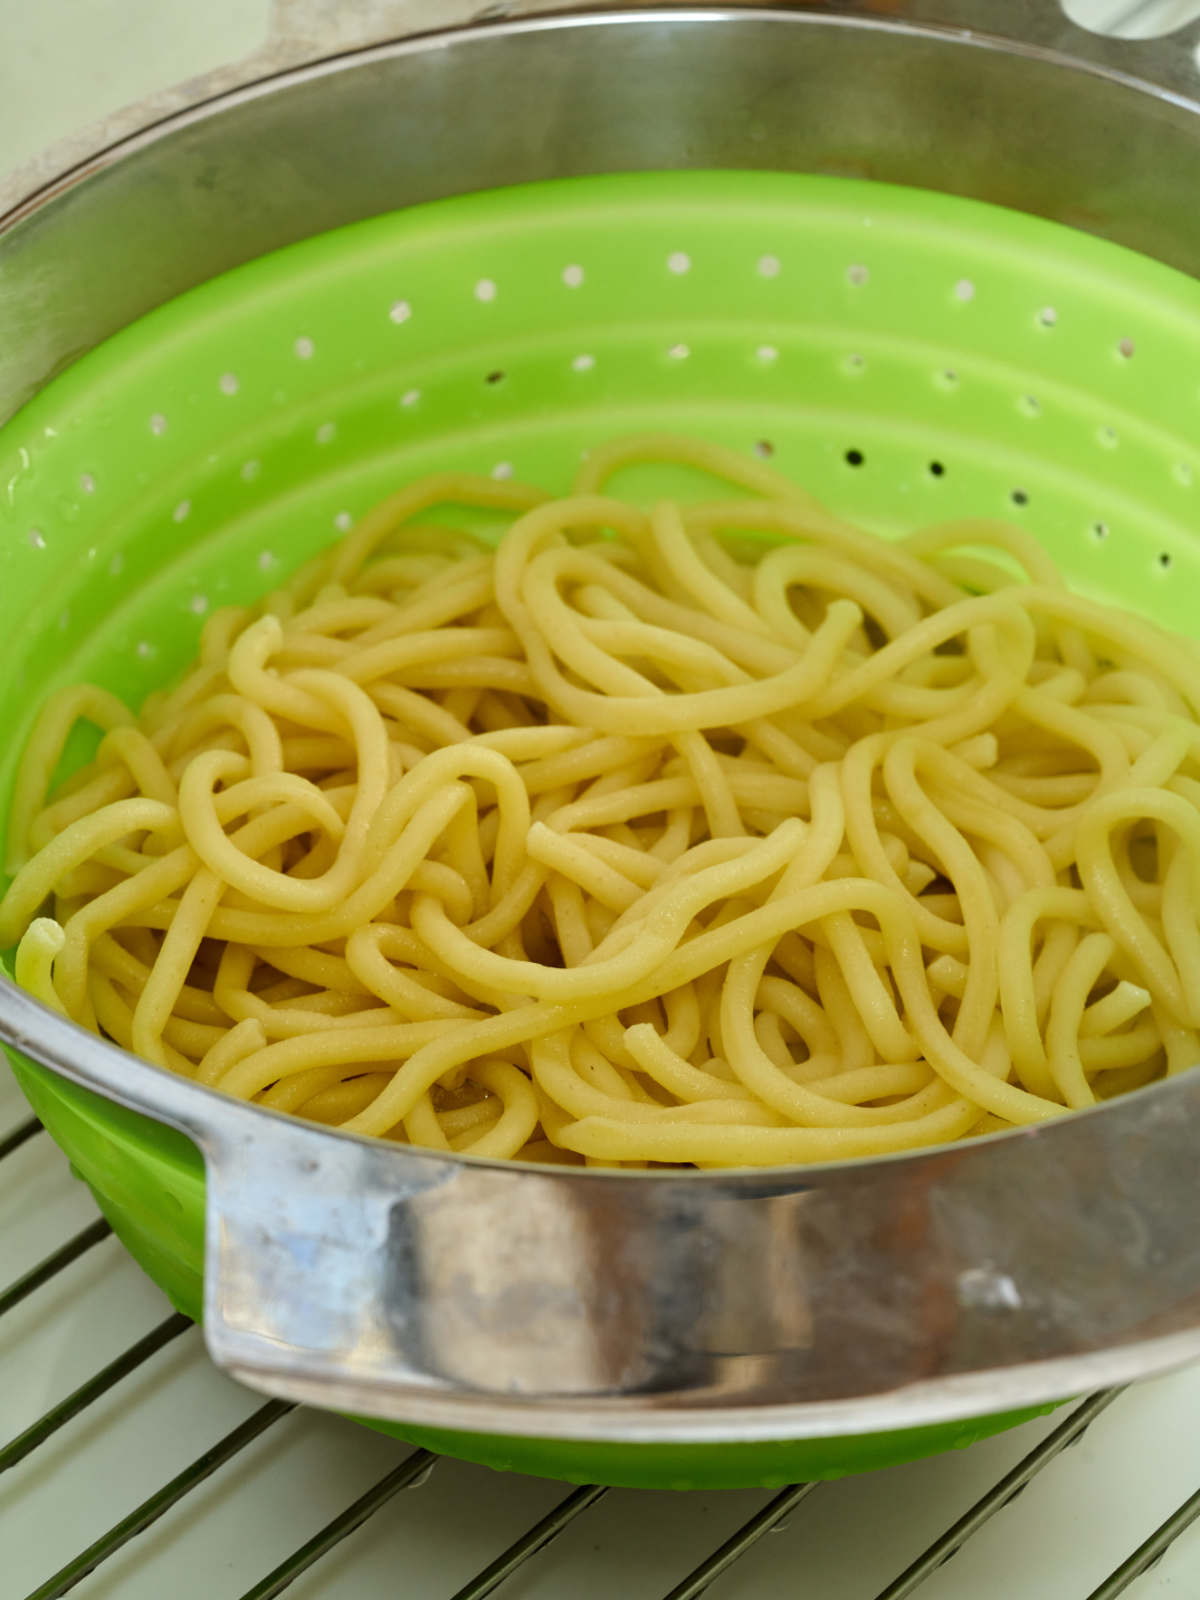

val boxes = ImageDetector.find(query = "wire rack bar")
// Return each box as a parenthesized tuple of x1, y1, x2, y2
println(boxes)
(446, 1484, 609, 1600)
(0, 1215, 112, 1318)
(23, 1398, 296, 1600)
(0, 1114, 42, 1161)
(236, 1448, 439, 1600)
(873, 1387, 1124, 1600)
(659, 1482, 819, 1600)
(1, 1309, 193, 1473)
(1086, 1483, 1200, 1599)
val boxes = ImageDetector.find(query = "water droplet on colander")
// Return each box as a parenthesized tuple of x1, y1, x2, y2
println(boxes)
(561, 263, 584, 288)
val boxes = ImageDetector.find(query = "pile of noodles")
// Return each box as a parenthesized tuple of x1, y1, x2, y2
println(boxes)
(4, 433, 1200, 1168)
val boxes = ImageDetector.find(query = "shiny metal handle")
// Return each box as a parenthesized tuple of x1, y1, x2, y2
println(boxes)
(10, 978, 1200, 1442)
(197, 1061, 1200, 1444)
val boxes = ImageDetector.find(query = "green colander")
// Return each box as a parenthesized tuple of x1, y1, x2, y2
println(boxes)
(5, 162, 1200, 1490)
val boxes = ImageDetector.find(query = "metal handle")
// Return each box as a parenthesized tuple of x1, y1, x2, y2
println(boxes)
(9, 977, 1200, 1442)
(198, 1057, 1200, 1442)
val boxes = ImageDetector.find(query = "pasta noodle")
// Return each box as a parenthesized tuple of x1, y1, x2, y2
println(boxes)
(4, 432, 1200, 1167)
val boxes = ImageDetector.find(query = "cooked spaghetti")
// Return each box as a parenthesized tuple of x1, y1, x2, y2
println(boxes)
(4, 433, 1199, 1167)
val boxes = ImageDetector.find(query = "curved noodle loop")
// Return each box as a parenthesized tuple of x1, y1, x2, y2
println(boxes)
(5, 436, 1200, 1166)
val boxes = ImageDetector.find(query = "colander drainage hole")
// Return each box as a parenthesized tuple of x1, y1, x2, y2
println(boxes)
(929, 461, 946, 478)
(485, 370, 505, 385)
(845, 449, 865, 467)
(1010, 489, 1029, 507)
(1157, 552, 1173, 570)
(1092, 521, 1110, 542)
(754, 440, 775, 459)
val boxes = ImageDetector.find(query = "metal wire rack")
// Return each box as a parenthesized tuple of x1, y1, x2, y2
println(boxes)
(5, 1073, 1200, 1600)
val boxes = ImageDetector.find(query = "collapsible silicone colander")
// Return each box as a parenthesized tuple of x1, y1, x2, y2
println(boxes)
(5, 8, 1200, 1492)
